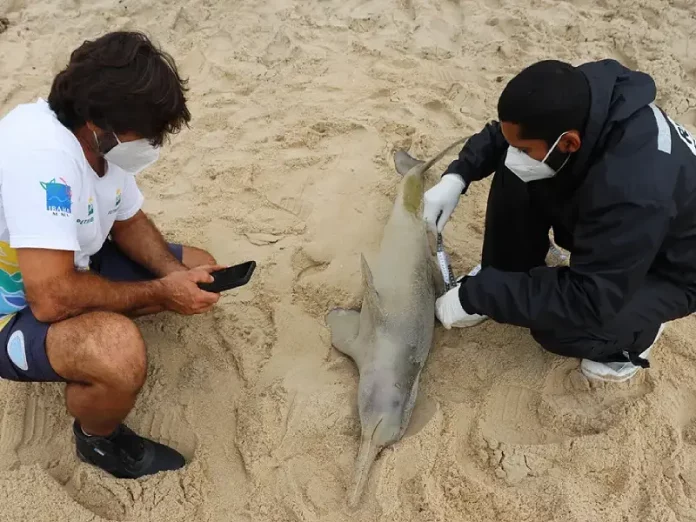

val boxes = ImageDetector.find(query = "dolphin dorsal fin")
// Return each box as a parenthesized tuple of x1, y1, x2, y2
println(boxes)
(360, 253, 385, 320)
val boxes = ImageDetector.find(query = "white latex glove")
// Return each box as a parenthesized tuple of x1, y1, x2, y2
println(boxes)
(435, 284, 487, 329)
(423, 174, 466, 232)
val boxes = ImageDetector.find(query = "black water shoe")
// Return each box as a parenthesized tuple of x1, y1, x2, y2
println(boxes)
(73, 421, 185, 479)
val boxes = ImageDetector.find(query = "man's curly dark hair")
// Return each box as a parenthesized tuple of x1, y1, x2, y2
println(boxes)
(48, 31, 191, 147)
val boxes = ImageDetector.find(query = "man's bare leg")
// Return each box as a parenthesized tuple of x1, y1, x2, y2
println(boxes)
(46, 311, 184, 477)
(46, 311, 146, 435)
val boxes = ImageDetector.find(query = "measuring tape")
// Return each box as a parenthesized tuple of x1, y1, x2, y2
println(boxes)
(436, 232, 456, 291)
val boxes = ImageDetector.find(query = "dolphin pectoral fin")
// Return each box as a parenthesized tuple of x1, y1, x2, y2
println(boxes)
(360, 254, 385, 320)
(394, 150, 425, 177)
(326, 308, 361, 358)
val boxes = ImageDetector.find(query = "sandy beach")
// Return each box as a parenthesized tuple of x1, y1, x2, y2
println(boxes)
(1, 0, 696, 520)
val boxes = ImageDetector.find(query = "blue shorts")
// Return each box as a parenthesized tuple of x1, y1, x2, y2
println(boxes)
(0, 241, 183, 383)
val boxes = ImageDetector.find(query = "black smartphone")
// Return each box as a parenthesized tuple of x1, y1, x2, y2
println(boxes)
(197, 261, 256, 293)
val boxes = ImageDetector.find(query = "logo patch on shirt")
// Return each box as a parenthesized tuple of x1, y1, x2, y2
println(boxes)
(78, 197, 95, 226)
(40, 178, 72, 216)
(108, 189, 122, 215)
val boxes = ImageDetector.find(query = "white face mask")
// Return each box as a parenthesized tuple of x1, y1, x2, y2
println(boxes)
(504, 132, 570, 182)
(94, 131, 160, 174)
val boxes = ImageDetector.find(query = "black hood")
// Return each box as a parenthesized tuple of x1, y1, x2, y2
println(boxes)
(558, 59, 657, 192)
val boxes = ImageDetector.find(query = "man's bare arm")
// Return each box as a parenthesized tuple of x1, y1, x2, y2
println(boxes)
(17, 248, 167, 323)
(110, 210, 186, 278)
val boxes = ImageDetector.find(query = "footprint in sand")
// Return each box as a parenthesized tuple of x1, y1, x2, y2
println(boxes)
(657, 396, 696, 521)
(0, 383, 68, 472)
(64, 455, 204, 521)
(479, 384, 567, 447)
(475, 380, 566, 485)
(537, 360, 654, 437)
(213, 303, 277, 385)
(0, 384, 138, 519)
(681, 443, 696, 507)
(678, 399, 696, 501)
(0, 376, 199, 521)
(476, 360, 654, 483)
(423, 99, 460, 126)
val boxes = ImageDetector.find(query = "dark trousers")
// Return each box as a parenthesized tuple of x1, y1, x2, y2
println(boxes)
(481, 168, 662, 365)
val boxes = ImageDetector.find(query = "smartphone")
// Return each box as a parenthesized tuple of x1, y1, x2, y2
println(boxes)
(197, 261, 256, 293)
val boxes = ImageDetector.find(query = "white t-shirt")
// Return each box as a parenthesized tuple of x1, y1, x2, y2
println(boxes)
(0, 98, 145, 320)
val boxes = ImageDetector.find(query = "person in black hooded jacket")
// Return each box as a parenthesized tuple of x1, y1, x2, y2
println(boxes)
(428, 59, 696, 382)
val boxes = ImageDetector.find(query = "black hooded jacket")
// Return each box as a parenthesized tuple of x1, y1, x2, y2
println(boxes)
(444, 59, 696, 332)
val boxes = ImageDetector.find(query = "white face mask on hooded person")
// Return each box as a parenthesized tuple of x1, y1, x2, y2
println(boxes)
(504, 131, 571, 182)
(94, 131, 160, 174)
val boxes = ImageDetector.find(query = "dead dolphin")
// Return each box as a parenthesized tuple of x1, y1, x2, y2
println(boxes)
(327, 137, 468, 507)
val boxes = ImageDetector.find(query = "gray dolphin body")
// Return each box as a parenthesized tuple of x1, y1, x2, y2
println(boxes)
(327, 137, 468, 507)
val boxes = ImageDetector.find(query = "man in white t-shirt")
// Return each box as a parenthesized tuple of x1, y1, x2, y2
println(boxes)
(0, 31, 224, 479)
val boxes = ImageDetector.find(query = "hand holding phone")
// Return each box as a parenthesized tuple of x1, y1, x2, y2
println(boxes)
(196, 261, 256, 293)
(160, 266, 223, 315)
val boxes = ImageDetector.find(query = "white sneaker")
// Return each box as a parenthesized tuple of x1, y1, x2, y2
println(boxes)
(580, 324, 665, 383)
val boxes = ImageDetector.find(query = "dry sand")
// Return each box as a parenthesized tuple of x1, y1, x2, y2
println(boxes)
(1, 0, 696, 520)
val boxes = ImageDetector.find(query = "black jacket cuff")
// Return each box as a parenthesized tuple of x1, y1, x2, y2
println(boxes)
(457, 276, 479, 314)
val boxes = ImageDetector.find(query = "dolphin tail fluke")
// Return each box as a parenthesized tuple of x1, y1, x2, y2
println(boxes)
(394, 135, 470, 180)
(347, 425, 382, 509)
(394, 150, 424, 177)
(411, 135, 470, 178)
(396, 136, 471, 215)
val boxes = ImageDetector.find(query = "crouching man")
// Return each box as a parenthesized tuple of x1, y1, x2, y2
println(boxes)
(0, 31, 221, 478)
(429, 59, 696, 382)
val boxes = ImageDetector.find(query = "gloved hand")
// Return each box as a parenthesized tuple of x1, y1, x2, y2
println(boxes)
(423, 174, 466, 232)
(435, 283, 487, 329)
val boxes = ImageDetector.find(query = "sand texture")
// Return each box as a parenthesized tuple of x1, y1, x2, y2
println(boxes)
(1, 0, 696, 520)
